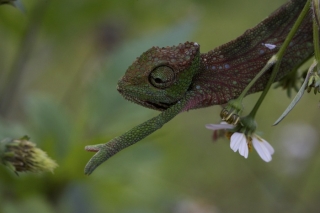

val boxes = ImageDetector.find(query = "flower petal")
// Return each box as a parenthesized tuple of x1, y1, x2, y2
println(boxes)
(205, 123, 234, 130)
(259, 138, 274, 155)
(238, 139, 249, 158)
(230, 132, 246, 152)
(252, 136, 273, 162)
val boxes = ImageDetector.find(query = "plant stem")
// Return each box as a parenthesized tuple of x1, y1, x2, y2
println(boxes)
(248, 0, 311, 118)
(0, 1, 49, 119)
(313, 17, 320, 71)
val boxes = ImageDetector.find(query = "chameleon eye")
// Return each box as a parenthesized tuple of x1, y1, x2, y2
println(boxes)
(149, 65, 175, 89)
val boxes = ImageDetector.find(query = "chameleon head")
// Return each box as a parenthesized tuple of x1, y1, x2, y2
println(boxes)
(117, 41, 200, 111)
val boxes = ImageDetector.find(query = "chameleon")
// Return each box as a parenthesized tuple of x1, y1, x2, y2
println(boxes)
(85, 0, 315, 174)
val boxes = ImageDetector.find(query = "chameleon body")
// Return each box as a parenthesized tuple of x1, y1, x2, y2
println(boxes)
(85, 0, 314, 174)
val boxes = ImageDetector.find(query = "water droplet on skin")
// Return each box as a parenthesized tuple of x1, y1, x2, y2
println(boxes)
(263, 43, 276, 50)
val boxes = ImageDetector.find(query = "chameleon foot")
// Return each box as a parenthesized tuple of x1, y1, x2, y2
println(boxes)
(84, 144, 111, 175)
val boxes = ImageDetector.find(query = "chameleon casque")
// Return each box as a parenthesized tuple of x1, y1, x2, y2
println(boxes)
(85, 0, 315, 174)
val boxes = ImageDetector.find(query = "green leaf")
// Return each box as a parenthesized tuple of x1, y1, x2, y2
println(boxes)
(273, 59, 317, 125)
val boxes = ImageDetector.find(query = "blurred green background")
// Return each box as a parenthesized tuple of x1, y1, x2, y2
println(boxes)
(1, 0, 320, 212)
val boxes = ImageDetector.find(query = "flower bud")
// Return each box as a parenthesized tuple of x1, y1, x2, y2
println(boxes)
(0, 136, 58, 174)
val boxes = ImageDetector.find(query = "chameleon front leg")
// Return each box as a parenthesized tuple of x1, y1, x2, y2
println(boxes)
(84, 96, 193, 175)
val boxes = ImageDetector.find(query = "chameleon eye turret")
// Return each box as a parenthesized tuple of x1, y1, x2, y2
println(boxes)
(149, 65, 175, 89)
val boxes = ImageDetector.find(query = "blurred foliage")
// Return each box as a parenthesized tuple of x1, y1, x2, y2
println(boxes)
(0, 0, 320, 213)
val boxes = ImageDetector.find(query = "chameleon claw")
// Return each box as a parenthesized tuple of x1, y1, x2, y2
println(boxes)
(85, 144, 103, 152)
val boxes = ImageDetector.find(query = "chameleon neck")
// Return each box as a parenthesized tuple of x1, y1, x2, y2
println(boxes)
(188, 0, 313, 109)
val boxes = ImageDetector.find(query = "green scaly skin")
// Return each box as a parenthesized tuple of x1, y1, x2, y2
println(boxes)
(85, 0, 314, 175)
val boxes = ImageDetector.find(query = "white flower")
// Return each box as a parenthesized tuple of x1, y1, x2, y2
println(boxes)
(205, 122, 234, 141)
(206, 123, 275, 162)
(230, 132, 249, 158)
(230, 133, 274, 162)
(205, 122, 234, 130)
(251, 135, 274, 162)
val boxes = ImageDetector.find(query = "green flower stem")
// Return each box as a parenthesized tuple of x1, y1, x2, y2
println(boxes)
(225, 56, 277, 120)
(273, 3, 320, 125)
(0, 0, 48, 118)
(313, 0, 320, 41)
(248, 0, 311, 118)
(313, 17, 320, 71)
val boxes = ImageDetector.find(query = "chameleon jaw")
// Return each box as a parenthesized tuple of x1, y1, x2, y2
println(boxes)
(145, 101, 172, 111)
(119, 92, 170, 111)
(117, 85, 174, 111)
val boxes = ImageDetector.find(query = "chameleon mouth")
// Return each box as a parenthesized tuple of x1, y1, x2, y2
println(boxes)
(128, 96, 170, 111)
(118, 91, 168, 111)
(117, 84, 174, 111)
(145, 101, 171, 111)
